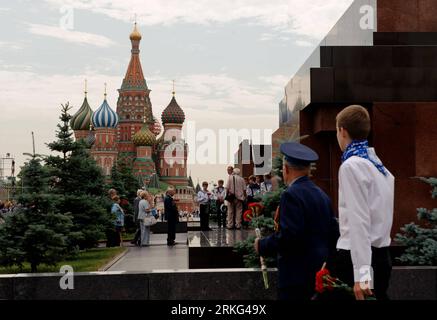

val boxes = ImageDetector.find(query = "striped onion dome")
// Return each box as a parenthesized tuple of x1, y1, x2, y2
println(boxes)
(92, 99, 119, 129)
(161, 96, 185, 124)
(149, 116, 162, 136)
(132, 123, 156, 146)
(70, 97, 93, 130)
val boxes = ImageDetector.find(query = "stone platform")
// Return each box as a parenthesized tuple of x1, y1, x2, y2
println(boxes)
(188, 229, 254, 269)
(150, 221, 187, 234)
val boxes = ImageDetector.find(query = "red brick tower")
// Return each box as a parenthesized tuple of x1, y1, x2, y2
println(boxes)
(158, 91, 189, 186)
(116, 22, 154, 163)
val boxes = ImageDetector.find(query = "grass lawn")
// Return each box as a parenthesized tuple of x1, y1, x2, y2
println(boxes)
(0, 247, 127, 274)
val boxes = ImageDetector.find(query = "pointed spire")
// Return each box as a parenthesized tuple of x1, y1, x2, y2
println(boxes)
(121, 19, 147, 91)
(130, 18, 142, 41)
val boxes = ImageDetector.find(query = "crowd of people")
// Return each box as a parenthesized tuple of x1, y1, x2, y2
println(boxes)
(108, 186, 180, 247)
(195, 169, 277, 231)
(105, 167, 278, 248)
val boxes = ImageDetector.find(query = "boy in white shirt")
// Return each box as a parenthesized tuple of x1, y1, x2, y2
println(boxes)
(334, 105, 394, 300)
(197, 181, 212, 231)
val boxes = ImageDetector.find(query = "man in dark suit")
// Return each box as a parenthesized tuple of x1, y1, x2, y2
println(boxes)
(255, 142, 339, 300)
(164, 186, 179, 246)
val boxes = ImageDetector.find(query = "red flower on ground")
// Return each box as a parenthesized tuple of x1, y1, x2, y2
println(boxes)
(243, 209, 253, 222)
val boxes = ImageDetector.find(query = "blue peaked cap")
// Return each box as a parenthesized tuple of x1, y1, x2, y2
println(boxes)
(280, 142, 319, 166)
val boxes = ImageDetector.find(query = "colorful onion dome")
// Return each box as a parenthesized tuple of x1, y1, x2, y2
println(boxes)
(149, 116, 162, 136)
(71, 97, 93, 131)
(161, 95, 185, 124)
(92, 99, 119, 129)
(130, 22, 142, 41)
(132, 123, 156, 146)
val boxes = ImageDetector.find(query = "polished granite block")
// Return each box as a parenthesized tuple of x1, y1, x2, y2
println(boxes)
(188, 229, 255, 247)
(374, 32, 437, 45)
(188, 229, 255, 269)
(0, 275, 13, 300)
(148, 269, 278, 300)
(388, 267, 437, 300)
(12, 273, 149, 300)
(150, 221, 187, 234)
(1, 267, 435, 300)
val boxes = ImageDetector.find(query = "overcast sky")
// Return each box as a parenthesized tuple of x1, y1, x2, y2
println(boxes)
(0, 0, 354, 186)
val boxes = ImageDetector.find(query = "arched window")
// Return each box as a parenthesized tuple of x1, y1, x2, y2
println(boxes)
(126, 114, 130, 120)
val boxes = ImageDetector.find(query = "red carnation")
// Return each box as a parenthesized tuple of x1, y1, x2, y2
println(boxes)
(243, 209, 253, 222)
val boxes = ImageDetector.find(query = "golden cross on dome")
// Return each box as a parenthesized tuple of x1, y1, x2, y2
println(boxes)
(172, 80, 175, 96)
(104, 82, 107, 99)
(84, 79, 88, 97)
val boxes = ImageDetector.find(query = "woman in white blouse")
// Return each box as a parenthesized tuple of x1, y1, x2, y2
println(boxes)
(137, 191, 152, 247)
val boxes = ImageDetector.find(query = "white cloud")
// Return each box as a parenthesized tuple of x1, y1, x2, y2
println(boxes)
(295, 40, 314, 47)
(0, 41, 24, 50)
(258, 75, 290, 89)
(259, 33, 274, 41)
(44, 0, 354, 40)
(27, 23, 116, 47)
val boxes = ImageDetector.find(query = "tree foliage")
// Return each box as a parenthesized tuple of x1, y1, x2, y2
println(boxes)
(0, 157, 77, 272)
(395, 177, 437, 266)
(44, 103, 110, 249)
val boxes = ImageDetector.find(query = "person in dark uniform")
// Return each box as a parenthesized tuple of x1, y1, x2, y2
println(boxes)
(254, 142, 339, 300)
(164, 186, 179, 246)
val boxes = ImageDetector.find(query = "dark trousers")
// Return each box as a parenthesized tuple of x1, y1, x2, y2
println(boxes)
(330, 247, 392, 300)
(114, 226, 123, 247)
(216, 201, 225, 227)
(133, 221, 141, 245)
(199, 204, 210, 231)
(167, 219, 176, 244)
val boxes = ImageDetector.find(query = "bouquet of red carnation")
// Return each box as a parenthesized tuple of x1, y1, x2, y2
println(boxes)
(312, 263, 376, 300)
(312, 263, 353, 300)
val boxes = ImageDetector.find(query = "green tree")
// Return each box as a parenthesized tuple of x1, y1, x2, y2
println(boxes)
(0, 157, 77, 272)
(109, 158, 140, 201)
(45, 103, 111, 249)
(108, 158, 141, 233)
(396, 177, 437, 265)
(234, 216, 276, 268)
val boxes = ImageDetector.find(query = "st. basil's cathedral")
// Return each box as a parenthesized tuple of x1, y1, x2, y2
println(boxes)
(69, 23, 195, 212)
